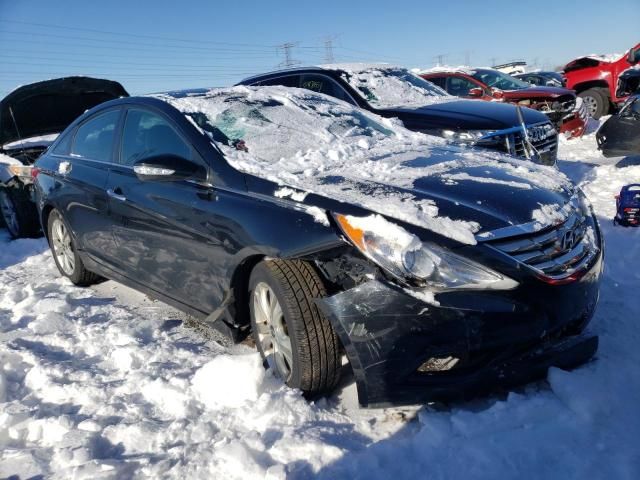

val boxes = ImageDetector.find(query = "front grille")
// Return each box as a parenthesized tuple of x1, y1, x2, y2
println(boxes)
(497, 122, 558, 165)
(486, 210, 598, 280)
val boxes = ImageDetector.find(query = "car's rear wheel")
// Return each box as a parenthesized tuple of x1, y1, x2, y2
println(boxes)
(578, 88, 609, 119)
(249, 259, 341, 397)
(0, 186, 40, 239)
(47, 209, 100, 286)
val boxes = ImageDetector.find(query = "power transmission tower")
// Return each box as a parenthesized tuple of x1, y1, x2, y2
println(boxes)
(490, 57, 497, 67)
(464, 50, 472, 66)
(434, 53, 447, 66)
(324, 37, 335, 64)
(276, 42, 300, 68)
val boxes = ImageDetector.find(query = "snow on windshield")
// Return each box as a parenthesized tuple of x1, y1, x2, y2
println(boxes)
(322, 63, 454, 109)
(160, 86, 572, 245)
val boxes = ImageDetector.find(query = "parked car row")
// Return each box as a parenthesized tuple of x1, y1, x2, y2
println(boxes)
(421, 67, 588, 139)
(6, 47, 633, 406)
(26, 71, 604, 406)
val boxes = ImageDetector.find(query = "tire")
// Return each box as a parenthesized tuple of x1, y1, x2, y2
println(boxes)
(578, 88, 609, 119)
(249, 259, 341, 397)
(0, 186, 40, 239)
(47, 209, 100, 286)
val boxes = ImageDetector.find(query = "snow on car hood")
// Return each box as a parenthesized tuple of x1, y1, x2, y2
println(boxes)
(320, 63, 456, 109)
(160, 86, 573, 245)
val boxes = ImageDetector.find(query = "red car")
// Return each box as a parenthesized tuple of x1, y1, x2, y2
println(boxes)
(421, 68, 587, 139)
(563, 42, 640, 119)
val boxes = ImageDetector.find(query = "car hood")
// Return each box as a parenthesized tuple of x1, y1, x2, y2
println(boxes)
(382, 99, 549, 131)
(0, 76, 128, 147)
(259, 147, 575, 245)
(500, 86, 575, 100)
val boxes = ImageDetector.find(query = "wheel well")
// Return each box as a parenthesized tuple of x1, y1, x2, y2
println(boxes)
(228, 255, 265, 330)
(40, 204, 55, 240)
(574, 80, 610, 96)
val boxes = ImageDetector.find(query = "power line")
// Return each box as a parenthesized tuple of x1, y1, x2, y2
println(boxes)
(0, 18, 281, 49)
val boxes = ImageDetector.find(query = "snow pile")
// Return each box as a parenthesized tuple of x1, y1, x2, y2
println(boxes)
(321, 63, 454, 108)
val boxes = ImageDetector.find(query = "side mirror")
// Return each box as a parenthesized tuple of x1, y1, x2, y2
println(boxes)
(468, 87, 483, 98)
(628, 47, 640, 65)
(491, 88, 505, 100)
(133, 154, 204, 182)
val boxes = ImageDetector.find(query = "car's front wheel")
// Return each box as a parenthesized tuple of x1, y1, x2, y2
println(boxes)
(47, 209, 100, 286)
(578, 88, 609, 119)
(249, 259, 341, 397)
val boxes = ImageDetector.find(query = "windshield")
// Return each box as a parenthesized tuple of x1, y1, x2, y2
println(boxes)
(335, 66, 452, 109)
(472, 69, 532, 90)
(165, 86, 398, 164)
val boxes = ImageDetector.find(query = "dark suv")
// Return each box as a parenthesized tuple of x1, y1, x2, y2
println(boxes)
(33, 86, 602, 407)
(237, 64, 558, 165)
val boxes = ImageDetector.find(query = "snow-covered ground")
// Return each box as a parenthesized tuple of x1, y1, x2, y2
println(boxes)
(1, 122, 640, 479)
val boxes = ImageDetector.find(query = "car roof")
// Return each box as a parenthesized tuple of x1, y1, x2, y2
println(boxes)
(238, 63, 395, 84)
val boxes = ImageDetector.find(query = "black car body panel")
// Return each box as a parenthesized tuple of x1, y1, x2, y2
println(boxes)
(236, 67, 558, 164)
(596, 94, 640, 157)
(34, 92, 602, 406)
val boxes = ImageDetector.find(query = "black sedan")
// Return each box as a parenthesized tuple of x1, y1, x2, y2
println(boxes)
(597, 94, 640, 157)
(236, 64, 559, 165)
(33, 86, 602, 407)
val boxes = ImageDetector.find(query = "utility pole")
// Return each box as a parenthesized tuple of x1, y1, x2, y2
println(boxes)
(276, 42, 300, 68)
(464, 50, 471, 66)
(490, 57, 497, 67)
(324, 36, 335, 64)
(435, 53, 447, 66)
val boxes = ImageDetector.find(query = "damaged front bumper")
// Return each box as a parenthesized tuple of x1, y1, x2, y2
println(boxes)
(316, 254, 601, 407)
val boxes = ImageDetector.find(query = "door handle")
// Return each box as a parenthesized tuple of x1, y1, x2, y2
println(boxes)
(106, 188, 127, 202)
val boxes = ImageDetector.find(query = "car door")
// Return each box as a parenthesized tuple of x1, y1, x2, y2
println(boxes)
(52, 107, 122, 264)
(612, 98, 640, 154)
(106, 106, 237, 313)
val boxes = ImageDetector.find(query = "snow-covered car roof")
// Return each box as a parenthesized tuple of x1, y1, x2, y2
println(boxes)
(319, 63, 454, 109)
(417, 65, 477, 76)
(156, 85, 572, 244)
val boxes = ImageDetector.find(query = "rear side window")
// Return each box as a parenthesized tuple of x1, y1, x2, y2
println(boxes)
(425, 76, 447, 89)
(446, 76, 477, 96)
(256, 75, 300, 88)
(298, 74, 354, 104)
(120, 108, 191, 165)
(71, 110, 120, 162)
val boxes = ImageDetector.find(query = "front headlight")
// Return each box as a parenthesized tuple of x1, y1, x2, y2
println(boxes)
(8, 165, 33, 180)
(334, 213, 518, 291)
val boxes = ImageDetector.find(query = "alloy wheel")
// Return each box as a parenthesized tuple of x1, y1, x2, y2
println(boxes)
(51, 217, 75, 275)
(582, 95, 598, 118)
(0, 190, 19, 237)
(253, 282, 293, 381)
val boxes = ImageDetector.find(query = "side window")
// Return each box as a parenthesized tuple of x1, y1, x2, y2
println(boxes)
(71, 110, 120, 162)
(120, 109, 192, 165)
(257, 75, 300, 88)
(299, 74, 354, 104)
(425, 76, 447, 89)
(446, 76, 478, 96)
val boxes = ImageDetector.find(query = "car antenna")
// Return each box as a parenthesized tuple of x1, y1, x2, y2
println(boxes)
(8, 106, 23, 144)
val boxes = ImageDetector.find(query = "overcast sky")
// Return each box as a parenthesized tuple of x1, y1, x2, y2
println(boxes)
(1, 0, 639, 95)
